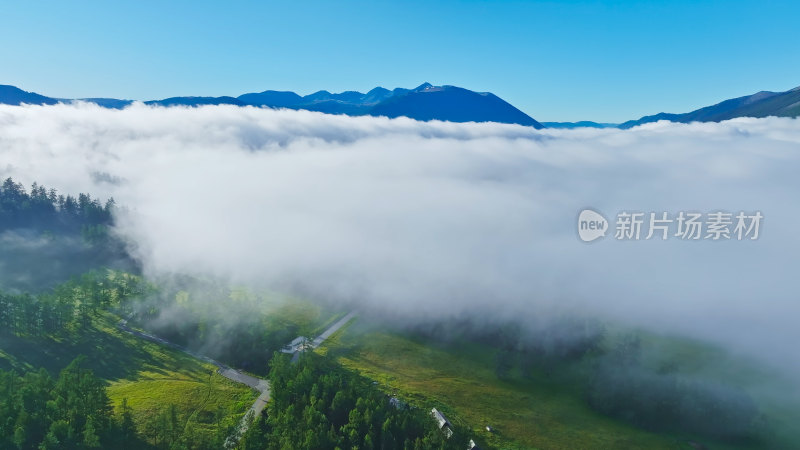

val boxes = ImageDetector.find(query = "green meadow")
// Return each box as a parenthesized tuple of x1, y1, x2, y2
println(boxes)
(319, 319, 794, 450)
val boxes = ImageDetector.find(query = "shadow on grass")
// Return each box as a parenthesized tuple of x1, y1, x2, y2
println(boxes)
(0, 313, 210, 383)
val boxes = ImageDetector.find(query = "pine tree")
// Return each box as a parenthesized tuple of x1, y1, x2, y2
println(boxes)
(83, 415, 101, 448)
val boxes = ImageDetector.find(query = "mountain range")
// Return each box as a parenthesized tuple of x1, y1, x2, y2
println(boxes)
(2, 83, 799, 129)
(0, 83, 544, 129)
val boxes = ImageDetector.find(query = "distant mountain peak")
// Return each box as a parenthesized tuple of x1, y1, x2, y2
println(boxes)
(369, 83, 542, 128)
(305, 90, 332, 102)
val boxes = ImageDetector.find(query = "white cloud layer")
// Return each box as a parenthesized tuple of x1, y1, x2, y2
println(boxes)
(2, 103, 799, 380)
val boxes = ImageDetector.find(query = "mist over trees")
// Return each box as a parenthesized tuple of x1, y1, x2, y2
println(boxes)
(0, 271, 146, 337)
(586, 333, 761, 442)
(0, 178, 136, 292)
(123, 277, 305, 375)
(394, 315, 763, 445)
(121, 281, 766, 445)
(2, 104, 799, 393)
(0, 177, 778, 447)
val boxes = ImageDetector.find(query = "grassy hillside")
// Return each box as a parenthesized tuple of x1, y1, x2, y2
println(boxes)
(318, 320, 781, 450)
(108, 372, 252, 440)
(0, 310, 257, 444)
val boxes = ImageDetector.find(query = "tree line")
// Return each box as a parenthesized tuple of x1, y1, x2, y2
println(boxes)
(0, 178, 113, 236)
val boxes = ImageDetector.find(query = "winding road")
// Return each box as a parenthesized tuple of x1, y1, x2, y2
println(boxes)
(311, 311, 358, 347)
(117, 310, 357, 447)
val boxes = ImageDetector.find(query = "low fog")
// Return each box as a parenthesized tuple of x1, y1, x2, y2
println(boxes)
(1, 102, 798, 382)
(0, 230, 133, 292)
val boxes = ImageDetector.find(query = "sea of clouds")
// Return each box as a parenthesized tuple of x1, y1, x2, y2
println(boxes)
(1, 102, 799, 380)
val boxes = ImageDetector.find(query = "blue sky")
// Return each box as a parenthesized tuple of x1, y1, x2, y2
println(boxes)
(1, 0, 798, 122)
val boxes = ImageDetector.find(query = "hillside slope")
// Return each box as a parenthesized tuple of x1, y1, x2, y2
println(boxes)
(621, 86, 800, 128)
(369, 84, 543, 128)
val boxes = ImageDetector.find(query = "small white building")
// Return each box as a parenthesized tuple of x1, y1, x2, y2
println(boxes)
(431, 408, 453, 439)
(281, 336, 310, 353)
(431, 408, 451, 428)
